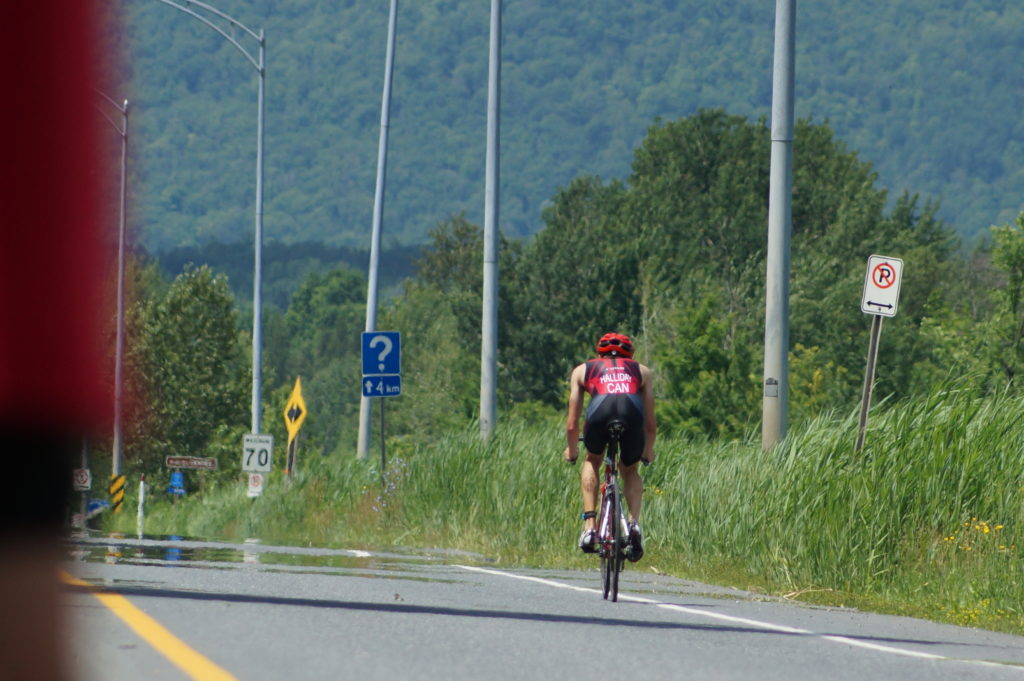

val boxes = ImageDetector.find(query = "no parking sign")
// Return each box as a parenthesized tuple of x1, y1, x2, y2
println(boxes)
(72, 468, 91, 492)
(861, 255, 904, 317)
(247, 472, 264, 498)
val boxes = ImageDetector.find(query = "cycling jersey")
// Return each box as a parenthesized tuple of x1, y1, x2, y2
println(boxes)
(583, 357, 642, 397)
(582, 357, 645, 465)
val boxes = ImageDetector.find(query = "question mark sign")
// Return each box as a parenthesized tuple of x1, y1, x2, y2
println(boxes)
(370, 335, 393, 372)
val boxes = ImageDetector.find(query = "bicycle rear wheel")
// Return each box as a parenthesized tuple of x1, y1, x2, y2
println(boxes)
(601, 553, 612, 599)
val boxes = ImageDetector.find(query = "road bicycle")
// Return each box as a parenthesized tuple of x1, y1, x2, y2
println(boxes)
(596, 419, 631, 602)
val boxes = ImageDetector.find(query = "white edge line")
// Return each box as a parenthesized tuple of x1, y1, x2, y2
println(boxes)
(455, 564, 1023, 670)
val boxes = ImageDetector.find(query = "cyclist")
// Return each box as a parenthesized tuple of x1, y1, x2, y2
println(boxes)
(564, 332, 656, 561)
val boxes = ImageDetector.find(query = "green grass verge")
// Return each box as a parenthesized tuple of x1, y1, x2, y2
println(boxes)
(105, 386, 1024, 635)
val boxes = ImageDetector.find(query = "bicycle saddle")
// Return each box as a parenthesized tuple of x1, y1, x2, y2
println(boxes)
(606, 419, 626, 440)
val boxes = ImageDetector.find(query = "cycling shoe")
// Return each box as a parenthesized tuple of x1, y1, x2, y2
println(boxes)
(578, 528, 598, 554)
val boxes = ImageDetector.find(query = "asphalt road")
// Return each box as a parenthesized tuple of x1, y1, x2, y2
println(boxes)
(62, 535, 1024, 681)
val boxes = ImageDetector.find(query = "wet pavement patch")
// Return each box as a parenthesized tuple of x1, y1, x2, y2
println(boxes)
(64, 532, 488, 584)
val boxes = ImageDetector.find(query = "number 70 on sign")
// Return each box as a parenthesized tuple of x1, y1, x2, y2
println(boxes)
(242, 434, 273, 472)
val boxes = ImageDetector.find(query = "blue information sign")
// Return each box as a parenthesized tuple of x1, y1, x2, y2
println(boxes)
(362, 374, 402, 397)
(361, 331, 401, 398)
(361, 331, 401, 376)
(168, 471, 186, 496)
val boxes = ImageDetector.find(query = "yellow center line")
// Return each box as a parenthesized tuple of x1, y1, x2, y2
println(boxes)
(61, 571, 240, 681)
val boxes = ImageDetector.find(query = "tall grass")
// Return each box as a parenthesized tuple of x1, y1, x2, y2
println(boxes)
(108, 386, 1024, 633)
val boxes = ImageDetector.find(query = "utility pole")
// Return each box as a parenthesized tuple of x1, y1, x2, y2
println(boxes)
(357, 0, 399, 458)
(95, 91, 128, 476)
(761, 0, 795, 450)
(480, 0, 501, 439)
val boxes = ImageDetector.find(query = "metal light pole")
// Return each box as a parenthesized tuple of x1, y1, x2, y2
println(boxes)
(357, 0, 399, 459)
(761, 0, 796, 450)
(154, 0, 266, 433)
(480, 0, 501, 439)
(95, 92, 129, 477)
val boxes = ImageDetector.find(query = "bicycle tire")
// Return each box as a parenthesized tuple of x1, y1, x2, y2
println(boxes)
(609, 485, 621, 602)
(600, 490, 613, 600)
(600, 547, 610, 599)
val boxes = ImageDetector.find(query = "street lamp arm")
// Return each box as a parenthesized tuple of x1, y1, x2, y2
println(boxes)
(95, 89, 128, 114)
(153, 0, 263, 73)
(94, 90, 128, 136)
(175, 0, 262, 41)
(93, 106, 127, 137)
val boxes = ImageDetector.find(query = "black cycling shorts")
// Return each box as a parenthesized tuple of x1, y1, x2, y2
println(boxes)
(583, 393, 645, 466)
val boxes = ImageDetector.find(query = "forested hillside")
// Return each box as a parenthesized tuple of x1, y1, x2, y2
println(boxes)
(119, 0, 1024, 253)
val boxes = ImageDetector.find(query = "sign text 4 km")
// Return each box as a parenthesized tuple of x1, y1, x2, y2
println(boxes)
(242, 434, 273, 472)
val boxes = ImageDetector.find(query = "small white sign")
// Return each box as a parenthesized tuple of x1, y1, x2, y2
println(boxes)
(247, 472, 264, 498)
(72, 468, 91, 492)
(242, 434, 273, 472)
(861, 255, 904, 317)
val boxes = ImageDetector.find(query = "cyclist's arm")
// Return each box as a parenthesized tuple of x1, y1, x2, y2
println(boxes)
(564, 364, 586, 462)
(640, 364, 657, 463)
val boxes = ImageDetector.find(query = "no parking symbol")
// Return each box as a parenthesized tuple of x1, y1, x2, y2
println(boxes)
(247, 472, 264, 498)
(872, 262, 897, 288)
(72, 468, 91, 492)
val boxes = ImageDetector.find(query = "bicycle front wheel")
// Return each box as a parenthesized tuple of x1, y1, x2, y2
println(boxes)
(600, 495, 613, 600)
(609, 487, 622, 602)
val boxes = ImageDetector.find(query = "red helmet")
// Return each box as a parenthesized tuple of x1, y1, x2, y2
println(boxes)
(596, 332, 634, 358)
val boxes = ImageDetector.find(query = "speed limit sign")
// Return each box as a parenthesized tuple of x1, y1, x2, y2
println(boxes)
(242, 434, 273, 472)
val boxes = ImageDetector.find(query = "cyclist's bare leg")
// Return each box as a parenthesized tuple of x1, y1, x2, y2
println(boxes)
(581, 451, 603, 531)
(620, 461, 643, 523)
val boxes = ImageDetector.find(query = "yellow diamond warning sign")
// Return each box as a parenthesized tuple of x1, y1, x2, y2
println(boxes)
(284, 377, 307, 445)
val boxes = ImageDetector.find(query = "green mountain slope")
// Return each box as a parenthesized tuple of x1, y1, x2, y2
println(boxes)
(121, 0, 1024, 251)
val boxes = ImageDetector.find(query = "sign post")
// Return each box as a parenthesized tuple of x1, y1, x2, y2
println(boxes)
(75, 438, 90, 528)
(361, 331, 401, 476)
(856, 255, 904, 451)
